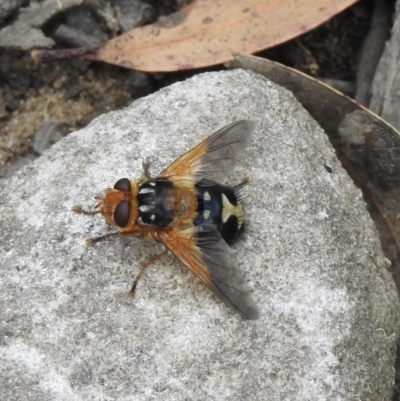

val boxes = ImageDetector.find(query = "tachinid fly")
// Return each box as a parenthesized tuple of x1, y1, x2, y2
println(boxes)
(73, 120, 258, 319)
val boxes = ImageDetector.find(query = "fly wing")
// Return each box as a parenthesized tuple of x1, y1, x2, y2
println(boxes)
(155, 224, 259, 319)
(159, 120, 255, 183)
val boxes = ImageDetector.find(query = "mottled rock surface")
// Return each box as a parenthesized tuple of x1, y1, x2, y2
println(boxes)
(0, 69, 398, 400)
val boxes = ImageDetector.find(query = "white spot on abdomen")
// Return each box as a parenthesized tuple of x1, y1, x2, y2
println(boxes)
(139, 187, 155, 195)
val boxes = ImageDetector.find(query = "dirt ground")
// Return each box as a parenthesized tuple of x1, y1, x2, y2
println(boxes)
(0, 1, 372, 177)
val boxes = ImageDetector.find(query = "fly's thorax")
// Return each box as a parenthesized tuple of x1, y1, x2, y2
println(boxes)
(136, 179, 198, 228)
(137, 179, 176, 227)
(194, 179, 245, 244)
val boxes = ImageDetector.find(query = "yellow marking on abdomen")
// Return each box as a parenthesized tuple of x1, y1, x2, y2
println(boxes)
(221, 194, 244, 229)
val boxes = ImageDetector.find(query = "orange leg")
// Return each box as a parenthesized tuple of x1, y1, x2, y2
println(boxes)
(72, 205, 101, 216)
(85, 231, 122, 246)
(128, 248, 169, 297)
(73, 205, 119, 245)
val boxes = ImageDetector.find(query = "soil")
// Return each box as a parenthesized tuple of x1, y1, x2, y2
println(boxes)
(0, 0, 373, 179)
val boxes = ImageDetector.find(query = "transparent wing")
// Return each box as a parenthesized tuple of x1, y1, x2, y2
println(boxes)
(160, 120, 255, 182)
(155, 224, 259, 319)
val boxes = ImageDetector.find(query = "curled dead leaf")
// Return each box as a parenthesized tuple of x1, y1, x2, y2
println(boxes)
(32, 0, 358, 72)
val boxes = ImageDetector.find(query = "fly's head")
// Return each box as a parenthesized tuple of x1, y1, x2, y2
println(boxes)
(95, 178, 139, 230)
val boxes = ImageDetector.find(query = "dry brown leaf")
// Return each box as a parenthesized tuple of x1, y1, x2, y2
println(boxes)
(32, 0, 358, 72)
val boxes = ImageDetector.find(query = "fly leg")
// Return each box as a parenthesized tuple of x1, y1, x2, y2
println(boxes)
(72, 205, 100, 216)
(128, 248, 169, 297)
(235, 177, 252, 191)
(142, 160, 151, 178)
(85, 232, 122, 246)
(72, 206, 122, 246)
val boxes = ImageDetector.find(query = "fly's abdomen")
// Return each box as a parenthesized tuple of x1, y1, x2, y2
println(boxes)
(194, 179, 245, 244)
(137, 180, 175, 227)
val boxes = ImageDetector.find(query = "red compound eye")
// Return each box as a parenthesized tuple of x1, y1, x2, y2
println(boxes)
(114, 178, 131, 192)
(114, 200, 130, 227)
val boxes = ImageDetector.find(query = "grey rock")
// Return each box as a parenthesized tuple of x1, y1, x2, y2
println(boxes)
(54, 6, 108, 48)
(0, 0, 26, 23)
(355, 0, 390, 106)
(0, 154, 36, 182)
(32, 122, 63, 155)
(0, 0, 83, 49)
(114, 0, 155, 32)
(370, 1, 400, 131)
(54, 24, 103, 48)
(0, 69, 399, 400)
(128, 70, 154, 98)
